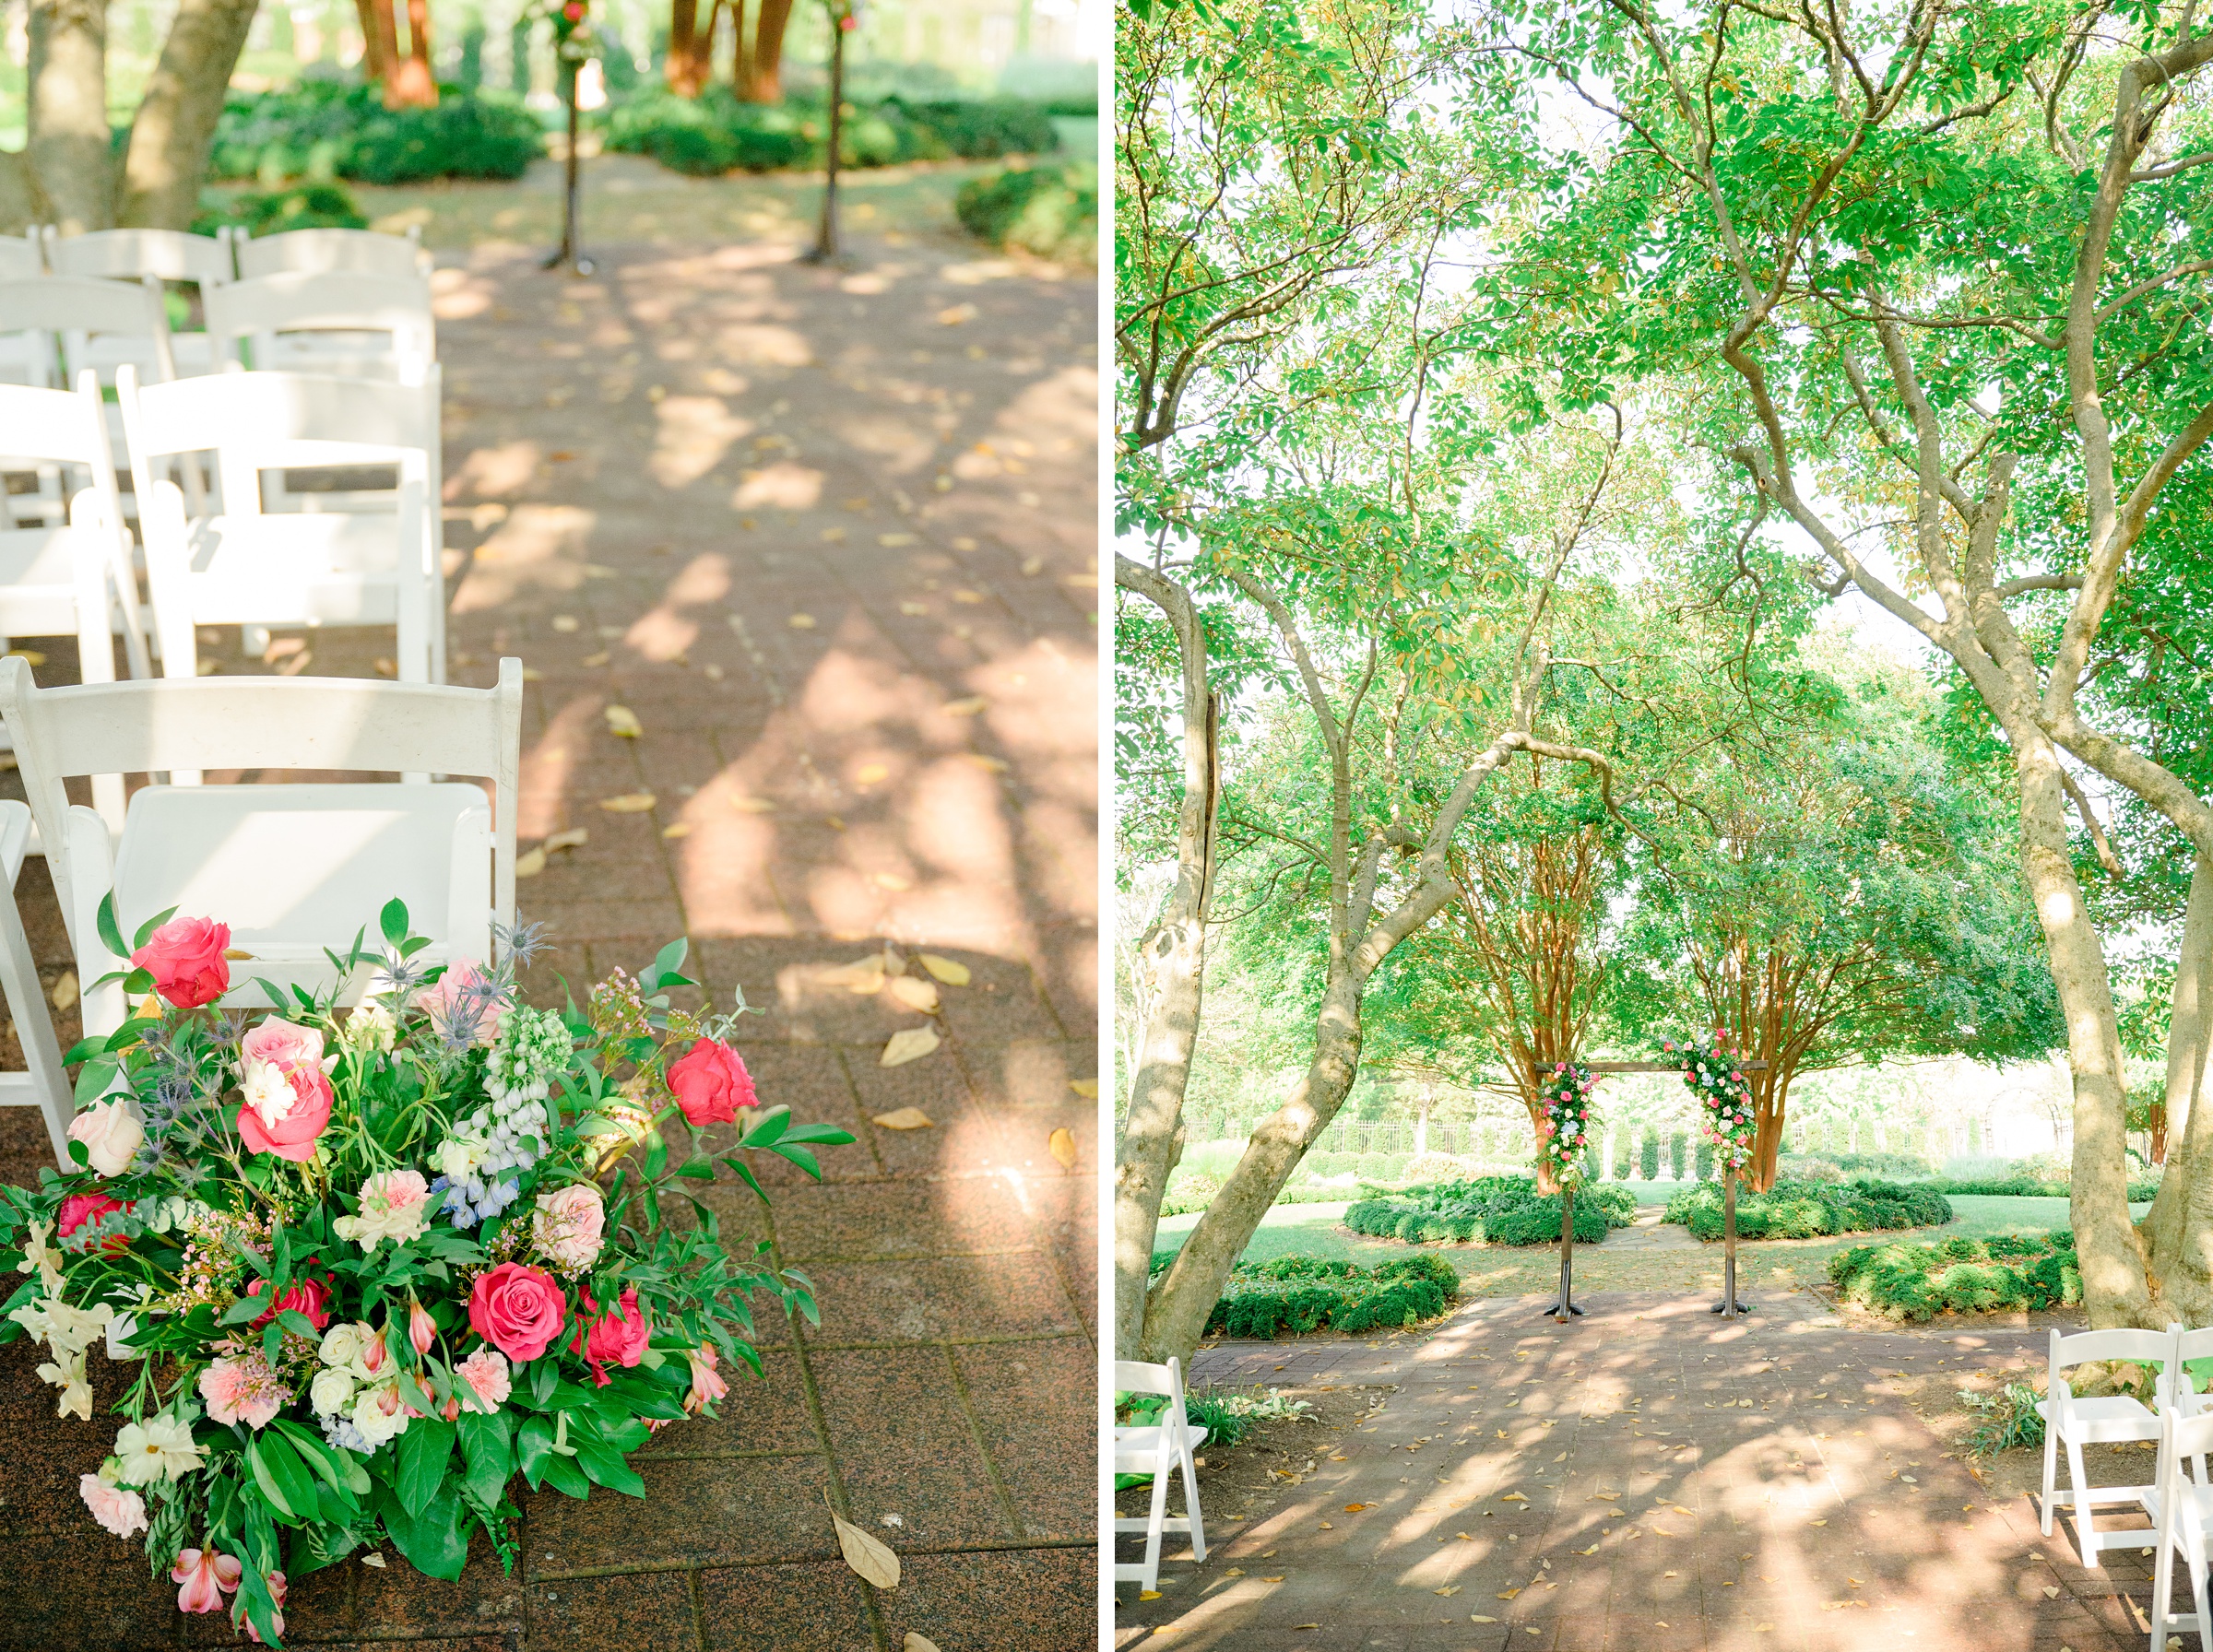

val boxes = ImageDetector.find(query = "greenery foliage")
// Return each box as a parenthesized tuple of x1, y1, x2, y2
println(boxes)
(1828, 1232, 2082, 1322)
(955, 161, 1097, 261)
(210, 84, 542, 185)
(1959, 1382, 2048, 1457)
(1343, 1175, 1635, 1245)
(1201, 1253, 1459, 1338)
(602, 89, 1060, 176)
(192, 183, 367, 239)
(1663, 1177, 1951, 1241)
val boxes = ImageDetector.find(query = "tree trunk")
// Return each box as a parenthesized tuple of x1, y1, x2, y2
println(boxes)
(27, 0, 115, 235)
(117, 0, 261, 231)
(2142, 854, 2213, 1317)
(667, 0, 709, 94)
(358, 0, 402, 103)
(1112, 557, 1219, 1363)
(738, 0, 791, 102)
(2011, 729, 2155, 1327)
(388, 0, 437, 106)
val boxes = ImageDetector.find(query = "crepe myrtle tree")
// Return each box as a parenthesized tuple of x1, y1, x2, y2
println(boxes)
(1516, 0, 2213, 1324)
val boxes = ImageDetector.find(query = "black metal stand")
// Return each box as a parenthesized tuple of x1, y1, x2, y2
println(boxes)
(542, 57, 593, 276)
(1710, 1168, 1752, 1316)
(801, 15, 846, 266)
(1542, 1186, 1584, 1319)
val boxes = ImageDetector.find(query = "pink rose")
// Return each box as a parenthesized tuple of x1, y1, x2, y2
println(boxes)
(234, 1058, 334, 1162)
(132, 916, 231, 1009)
(467, 1262, 567, 1363)
(241, 1016, 325, 1071)
(79, 1473, 147, 1539)
(456, 1347, 512, 1411)
(568, 1284, 649, 1387)
(684, 1344, 727, 1414)
(531, 1182, 606, 1271)
(666, 1038, 756, 1127)
(171, 1549, 242, 1614)
(242, 1274, 332, 1331)
(66, 1098, 143, 1177)
(57, 1192, 128, 1255)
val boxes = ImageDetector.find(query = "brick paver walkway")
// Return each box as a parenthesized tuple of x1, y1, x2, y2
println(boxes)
(0, 221, 1097, 1649)
(1117, 1292, 2170, 1650)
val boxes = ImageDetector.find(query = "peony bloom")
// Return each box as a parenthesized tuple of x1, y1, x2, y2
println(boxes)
(666, 1037, 756, 1127)
(66, 1098, 143, 1178)
(332, 1169, 432, 1251)
(467, 1262, 567, 1363)
(112, 1414, 204, 1484)
(244, 1571, 286, 1646)
(78, 1473, 147, 1539)
(684, 1344, 727, 1415)
(351, 1378, 411, 1448)
(568, 1284, 649, 1387)
(56, 1191, 128, 1254)
(409, 1298, 436, 1357)
(531, 1182, 606, 1272)
(234, 1059, 335, 1162)
(132, 916, 231, 1009)
(456, 1348, 512, 1411)
(198, 1352, 290, 1430)
(171, 1549, 242, 1614)
(243, 1274, 332, 1332)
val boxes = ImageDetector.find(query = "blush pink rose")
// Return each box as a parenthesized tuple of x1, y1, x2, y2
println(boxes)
(132, 917, 231, 1009)
(467, 1262, 567, 1363)
(530, 1182, 606, 1271)
(456, 1348, 512, 1411)
(57, 1192, 128, 1255)
(666, 1038, 756, 1127)
(79, 1473, 147, 1540)
(568, 1284, 649, 1387)
(197, 1351, 290, 1430)
(234, 1058, 334, 1162)
(171, 1549, 241, 1614)
(240, 1017, 325, 1071)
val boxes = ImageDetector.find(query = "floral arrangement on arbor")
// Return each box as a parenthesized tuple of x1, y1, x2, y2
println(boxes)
(1662, 1028, 1756, 1174)
(1535, 1062, 1597, 1191)
(0, 898, 852, 1646)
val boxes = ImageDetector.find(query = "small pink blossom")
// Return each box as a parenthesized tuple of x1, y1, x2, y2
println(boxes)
(244, 1570, 287, 1645)
(684, 1345, 727, 1414)
(409, 1299, 436, 1357)
(171, 1549, 242, 1614)
(198, 1351, 291, 1430)
(456, 1347, 512, 1411)
(78, 1474, 147, 1539)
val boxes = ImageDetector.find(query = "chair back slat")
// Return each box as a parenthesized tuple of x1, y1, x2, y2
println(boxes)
(0, 237, 42, 280)
(203, 272, 433, 382)
(0, 378, 108, 467)
(2050, 1327, 2174, 1373)
(0, 276, 168, 337)
(235, 228, 430, 281)
(122, 367, 436, 459)
(45, 229, 231, 285)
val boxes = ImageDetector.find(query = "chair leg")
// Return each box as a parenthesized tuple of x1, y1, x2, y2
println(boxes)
(2042, 1431, 2059, 1535)
(1141, 1461, 1167, 1594)
(2069, 1438, 2101, 1567)
(2155, 1527, 2174, 1652)
(2192, 1533, 2211, 1650)
(0, 836, 72, 1165)
(1179, 1442, 1206, 1564)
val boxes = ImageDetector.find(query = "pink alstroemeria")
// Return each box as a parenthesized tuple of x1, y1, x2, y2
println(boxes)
(244, 1569, 287, 1645)
(171, 1548, 242, 1614)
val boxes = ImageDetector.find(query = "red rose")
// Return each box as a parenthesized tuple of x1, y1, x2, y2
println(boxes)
(57, 1192, 127, 1254)
(243, 1274, 332, 1331)
(234, 1060, 335, 1162)
(568, 1283, 649, 1387)
(468, 1262, 567, 1363)
(666, 1038, 756, 1127)
(130, 916, 231, 1009)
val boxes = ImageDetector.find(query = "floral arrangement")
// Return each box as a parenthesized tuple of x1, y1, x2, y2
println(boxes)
(1662, 1028, 1757, 1174)
(1535, 1062, 1597, 1191)
(0, 898, 852, 1646)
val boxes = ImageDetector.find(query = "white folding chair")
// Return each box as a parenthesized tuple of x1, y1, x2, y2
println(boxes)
(2146, 1397, 2213, 1648)
(0, 799, 75, 1164)
(40, 230, 228, 376)
(0, 276, 176, 389)
(1114, 1357, 1209, 1594)
(0, 655, 522, 1041)
(0, 375, 152, 726)
(2041, 1325, 2177, 1566)
(0, 237, 42, 278)
(232, 226, 431, 282)
(204, 271, 435, 384)
(116, 365, 446, 683)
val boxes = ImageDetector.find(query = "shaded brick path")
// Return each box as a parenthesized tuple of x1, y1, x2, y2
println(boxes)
(0, 225, 1097, 1650)
(1117, 1292, 2172, 1651)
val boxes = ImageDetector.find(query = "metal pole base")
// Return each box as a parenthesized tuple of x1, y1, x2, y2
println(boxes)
(1540, 1300, 1587, 1318)
(1709, 1298, 1754, 1315)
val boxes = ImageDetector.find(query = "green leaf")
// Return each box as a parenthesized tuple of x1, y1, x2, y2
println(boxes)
(457, 1409, 513, 1508)
(247, 1434, 320, 1525)
(220, 1292, 269, 1327)
(677, 1153, 716, 1181)
(395, 1415, 456, 1518)
(95, 892, 127, 962)
(720, 1156, 769, 1204)
(650, 936, 689, 984)
(130, 903, 179, 950)
(573, 1435, 646, 1497)
(516, 1413, 554, 1488)
(275, 1418, 372, 1495)
(539, 1451, 591, 1499)
(380, 898, 410, 950)
(741, 1105, 791, 1148)
(379, 1481, 469, 1580)
(781, 1124, 858, 1147)
(644, 1130, 668, 1181)
(769, 1142, 822, 1178)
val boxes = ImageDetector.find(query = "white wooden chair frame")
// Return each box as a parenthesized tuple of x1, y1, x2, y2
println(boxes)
(2147, 1369, 2213, 1649)
(203, 271, 434, 385)
(2041, 1325, 2178, 1567)
(0, 276, 176, 388)
(115, 364, 446, 683)
(41, 228, 232, 289)
(0, 655, 521, 1042)
(231, 226, 431, 282)
(1114, 1356, 1209, 1594)
(0, 798, 76, 1163)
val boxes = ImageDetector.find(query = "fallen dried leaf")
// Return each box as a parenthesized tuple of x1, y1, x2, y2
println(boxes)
(900, 601, 929, 616)
(1140, 1590, 1161, 1602)
(221, 948, 254, 961)
(1343, 1504, 1369, 1514)
(881, 1027, 941, 1068)
(581, 651, 610, 667)
(514, 846, 548, 879)
(662, 822, 692, 839)
(51, 972, 77, 1011)
(888, 976, 939, 1014)
(965, 753, 1010, 773)
(605, 704, 643, 738)
(1071, 1079, 1099, 1097)
(552, 615, 580, 633)
(360, 1553, 386, 1569)
(856, 762, 890, 785)
(1471, 1616, 1497, 1624)
(1433, 1586, 1461, 1598)
(729, 795, 776, 813)
(546, 828, 589, 853)
(831, 1507, 899, 1588)
(1049, 1127, 1078, 1170)
(917, 953, 971, 985)
(941, 695, 988, 716)
(903, 1636, 941, 1652)
(872, 1108, 933, 1131)
(789, 613, 818, 629)
(1497, 1588, 1521, 1599)
(598, 793, 657, 812)
(2044, 1587, 2060, 1599)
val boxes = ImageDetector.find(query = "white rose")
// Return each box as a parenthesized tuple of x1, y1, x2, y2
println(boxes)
(351, 1379, 410, 1448)
(66, 1098, 144, 1178)
(319, 1322, 369, 1370)
(310, 1366, 356, 1419)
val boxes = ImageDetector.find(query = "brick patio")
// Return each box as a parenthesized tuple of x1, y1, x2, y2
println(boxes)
(1116, 1292, 2171, 1651)
(0, 219, 1097, 1649)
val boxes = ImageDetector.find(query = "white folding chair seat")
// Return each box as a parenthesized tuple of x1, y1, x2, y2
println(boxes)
(117, 366, 445, 681)
(232, 226, 431, 282)
(1113, 1356, 1209, 1594)
(2144, 1395, 2213, 1649)
(2041, 1325, 2176, 1567)
(0, 657, 522, 1044)
(205, 271, 435, 384)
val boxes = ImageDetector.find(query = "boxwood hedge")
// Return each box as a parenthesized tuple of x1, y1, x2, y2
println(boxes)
(1828, 1231, 2081, 1321)
(1662, 1176, 1951, 1241)
(1202, 1253, 1460, 1339)
(1343, 1175, 1635, 1246)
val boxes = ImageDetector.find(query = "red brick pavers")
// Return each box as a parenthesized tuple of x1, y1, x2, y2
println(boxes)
(0, 231, 1097, 1649)
(1116, 1292, 2169, 1651)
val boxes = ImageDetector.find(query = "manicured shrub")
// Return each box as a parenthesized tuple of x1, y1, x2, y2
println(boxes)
(1668, 1129, 1686, 1180)
(1694, 1137, 1713, 1181)
(604, 88, 812, 173)
(1663, 1176, 1951, 1241)
(1917, 1174, 2160, 1200)
(954, 160, 1096, 261)
(893, 96, 1059, 157)
(1828, 1230, 2080, 1321)
(193, 183, 367, 238)
(1612, 1126, 1634, 1178)
(1639, 1127, 1660, 1179)
(210, 82, 541, 184)
(1344, 1174, 1632, 1247)
(1402, 1151, 1471, 1185)
(1204, 1253, 1458, 1338)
